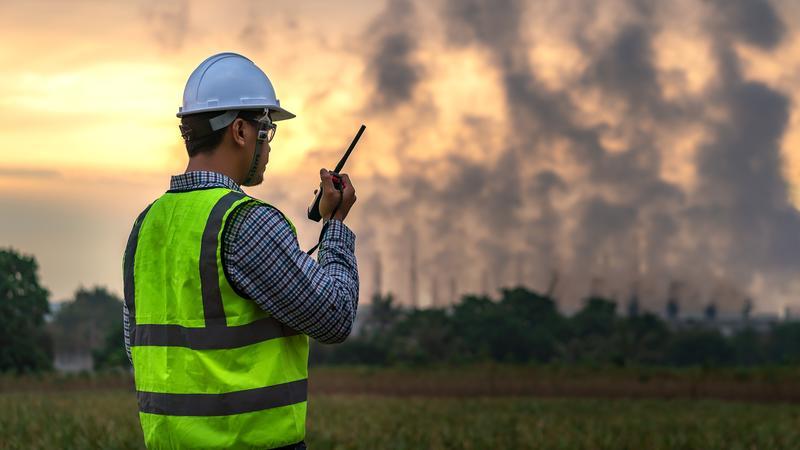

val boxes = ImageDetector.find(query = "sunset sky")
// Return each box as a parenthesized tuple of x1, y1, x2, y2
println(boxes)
(1, 0, 799, 315)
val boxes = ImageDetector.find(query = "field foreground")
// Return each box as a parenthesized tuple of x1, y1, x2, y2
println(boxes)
(1, 390, 799, 450)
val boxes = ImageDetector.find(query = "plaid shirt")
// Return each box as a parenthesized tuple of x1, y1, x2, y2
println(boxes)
(123, 171, 359, 361)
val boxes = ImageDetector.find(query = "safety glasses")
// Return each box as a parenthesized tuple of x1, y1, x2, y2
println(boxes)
(247, 112, 277, 143)
(257, 121, 277, 143)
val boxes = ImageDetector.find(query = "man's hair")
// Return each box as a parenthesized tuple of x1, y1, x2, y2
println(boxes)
(180, 110, 264, 157)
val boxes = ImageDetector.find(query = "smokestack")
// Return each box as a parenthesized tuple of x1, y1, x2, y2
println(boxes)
(450, 276, 458, 306)
(589, 276, 604, 298)
(704, 301, 718, 322)
(373, 252, 383, 298)
(409, 226, 418, 308)
(742, 298, 753, 321)
(431, 276, 439, 308)
(545, 269, 559, 299)
(482, 270, 490, 297)
(627, 281, 641, 318)
(666, 280, 681, 321)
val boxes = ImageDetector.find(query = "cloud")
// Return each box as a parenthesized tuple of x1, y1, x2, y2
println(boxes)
(140, 0, 190, 51)
(237, 0, 267, 49)
(0, 167, 61, 179)
(710, 0, 785, 49)
(238, 22, 266, 49)
(694, 55, 799, 272)
(442, 0, 524, 49)
(582, 25, 662, 115)
(362, 0, 423, 110)
(352, 0, 798, 312)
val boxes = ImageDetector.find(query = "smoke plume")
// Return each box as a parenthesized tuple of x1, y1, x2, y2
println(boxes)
(347, 0, 798, 314)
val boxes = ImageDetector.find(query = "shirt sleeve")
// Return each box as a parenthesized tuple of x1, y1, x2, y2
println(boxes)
(223, 202, 359, 344)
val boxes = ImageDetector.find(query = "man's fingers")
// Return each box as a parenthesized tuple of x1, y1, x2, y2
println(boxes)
(319, 168, 335, 192)
(338, 174, 356, 204)
(339, 173, 354, 193)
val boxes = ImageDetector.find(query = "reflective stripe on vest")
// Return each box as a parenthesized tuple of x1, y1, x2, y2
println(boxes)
(124, 188, 308, 450)
(137, 379, 308, 416)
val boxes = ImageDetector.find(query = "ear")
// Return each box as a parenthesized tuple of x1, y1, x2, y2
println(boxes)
(229, 118, 248, 147)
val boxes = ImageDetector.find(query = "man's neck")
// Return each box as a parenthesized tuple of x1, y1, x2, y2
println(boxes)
(185, 154, 242, 185)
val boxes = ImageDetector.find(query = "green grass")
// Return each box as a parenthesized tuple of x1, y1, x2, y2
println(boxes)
(1, 390, 799, 449)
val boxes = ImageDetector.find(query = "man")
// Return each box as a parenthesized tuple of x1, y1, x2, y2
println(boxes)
(123, 52, 359, 450)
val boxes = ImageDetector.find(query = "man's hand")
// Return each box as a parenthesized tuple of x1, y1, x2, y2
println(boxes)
(318, 168, 356, 222)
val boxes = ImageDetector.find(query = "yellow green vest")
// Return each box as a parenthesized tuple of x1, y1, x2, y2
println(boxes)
(123, 187, 309, 450)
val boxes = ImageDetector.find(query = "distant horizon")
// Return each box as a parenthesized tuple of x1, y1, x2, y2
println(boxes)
(2, 0, 800, 315)
(39, 273, 797, 318)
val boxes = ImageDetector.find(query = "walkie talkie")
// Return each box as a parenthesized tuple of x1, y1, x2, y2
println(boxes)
(307, 124, 366, 222)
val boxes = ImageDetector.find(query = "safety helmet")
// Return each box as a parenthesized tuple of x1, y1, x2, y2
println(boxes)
(177, 52, 295, 122)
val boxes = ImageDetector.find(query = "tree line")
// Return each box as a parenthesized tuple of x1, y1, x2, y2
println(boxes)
(311, 289, 800, 367)
(2, 247, 799, 373)
(0, 248, 124, 373)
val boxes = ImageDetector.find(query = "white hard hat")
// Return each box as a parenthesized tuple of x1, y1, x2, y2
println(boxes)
(177, 52, 295, 121)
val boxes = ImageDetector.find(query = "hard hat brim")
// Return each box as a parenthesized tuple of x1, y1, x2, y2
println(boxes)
(267, 106, 296, 121)
(177, 105, 296, 121)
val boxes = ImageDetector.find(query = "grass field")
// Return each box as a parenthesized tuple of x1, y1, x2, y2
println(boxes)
(5, 365, 800, 401)
(1, 389, 800, 449)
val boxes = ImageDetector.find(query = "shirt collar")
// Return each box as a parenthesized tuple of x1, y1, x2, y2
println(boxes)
(169, 171, 243, 193)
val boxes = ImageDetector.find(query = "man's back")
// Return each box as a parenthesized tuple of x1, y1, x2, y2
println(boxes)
(125, 52, 360, 449)
(125, 186, 312, 449)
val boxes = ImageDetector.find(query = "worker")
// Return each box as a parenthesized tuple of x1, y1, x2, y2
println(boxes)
(122, 52, 359, 450)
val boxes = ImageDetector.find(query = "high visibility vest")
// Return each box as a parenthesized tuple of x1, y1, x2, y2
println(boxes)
(123, 187, 309, 450)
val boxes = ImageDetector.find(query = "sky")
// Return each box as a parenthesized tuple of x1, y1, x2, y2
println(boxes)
(1, 0, 799, 316)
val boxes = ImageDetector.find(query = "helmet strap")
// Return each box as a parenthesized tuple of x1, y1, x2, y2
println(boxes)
(242, 116, 271, 186)
(242, 138, 262, 186)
